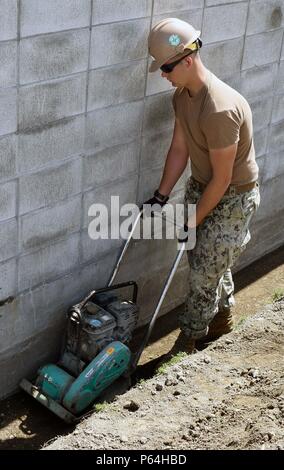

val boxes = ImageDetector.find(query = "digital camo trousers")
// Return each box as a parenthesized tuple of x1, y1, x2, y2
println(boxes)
(180, 178, 260, 339)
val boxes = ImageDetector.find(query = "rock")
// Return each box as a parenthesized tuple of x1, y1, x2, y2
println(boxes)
(248, 369, 259, 378)
(156, 383, 163, 391)
(206, 414, 214, 420)
(176, 374, 186, 382)
(120, 435, 128, 443)
(165, 377, 178, 386)
(140, 437, 148, 444)
(123, 400, 140, 412)
(203, 355, 211, 364)
(173, 390, 181, 396)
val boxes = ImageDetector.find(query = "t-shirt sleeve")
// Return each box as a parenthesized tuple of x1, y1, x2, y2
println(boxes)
(201, 110, 241, 149)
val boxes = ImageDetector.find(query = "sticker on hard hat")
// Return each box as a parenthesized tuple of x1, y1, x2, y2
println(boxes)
(169, 34, 181, 46)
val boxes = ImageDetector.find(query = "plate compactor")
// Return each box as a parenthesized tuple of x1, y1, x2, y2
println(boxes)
(20, 212, 186, 423)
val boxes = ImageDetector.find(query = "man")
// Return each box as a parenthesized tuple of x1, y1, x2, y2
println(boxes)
(144, 18, 260, 355)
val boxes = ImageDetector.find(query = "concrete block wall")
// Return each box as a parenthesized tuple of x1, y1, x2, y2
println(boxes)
(0, 0, 283, 398)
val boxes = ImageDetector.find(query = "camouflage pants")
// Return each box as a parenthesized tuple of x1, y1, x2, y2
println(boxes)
(180, 177, 260, 339)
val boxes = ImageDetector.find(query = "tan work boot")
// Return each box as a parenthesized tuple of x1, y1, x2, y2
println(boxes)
(196, 307, 233, 346)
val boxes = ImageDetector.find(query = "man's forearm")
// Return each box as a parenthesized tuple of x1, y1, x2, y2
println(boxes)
(158, 148, 189, 196)
(188, 177, 231, 227)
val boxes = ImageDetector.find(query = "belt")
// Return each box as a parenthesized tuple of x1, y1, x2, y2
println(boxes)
(191, 177, 258, 195)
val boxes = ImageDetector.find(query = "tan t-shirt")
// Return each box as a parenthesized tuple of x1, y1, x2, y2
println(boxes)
(172, 70, 259, 186)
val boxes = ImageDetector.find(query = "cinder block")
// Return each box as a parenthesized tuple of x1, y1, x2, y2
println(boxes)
(152, 8, 203, 30)
(20, 30, 89, 84)
(137, 166, 164, 203)
(0, 181, 17, 222)
(0, 258, 16, 300)
(235, 208, 284, 271)
(263, 150, 284, 183)
(275, 60, 284, 93)
(224, 74, 242, 94)
(18, 233, 80, 292)
(92, 0, 152, 24)
(202, 3, 248, 44)
(254, 128, 268, 158)
(20, 0, 91, 37)
(86, 100, 144, 152)
(253, 174, 284, 222)
(90, 19, 150, 68)
(81, 230, 124, 264)
(130, 263, 188, 324)
(153, 0, 204, 15)
(138, 165, 188, 205)
(0, 41, 17, 87)
(88, 61, 146, 111)
(0, 88, 17, 137)
(18, 115, 85, 173)
(0, 297, 35, 355)
(114, 237, 181, 323)
(140, 129, 172, 170)
(242, 29, 283, 70)
(271, 94, 284, 123)
(79, 250, 118, 293)
(0, 326, 63, 398)
(83, 141, 139, 190)
(19, 74, 87, 131)
(83, 176, 138, 229)
(247, 0, 284, 35)
(206, 0, 241, 5)
(0, 219, 17, 263)
(20, 196, 81, 251)
(25, 272, 85, 332)
(202, 38, 244, 80)
(146, 68, 174, 97)
(255, 155, 266, 185)
(143, 92, 175, 137)
(251, 97, 273, 131)
(0, 0, 17, 41)
(19, 159, 81, 215)
(241, 63, 277, 101)
(0, 134, 16, 181)
(268, 121, 284, 152)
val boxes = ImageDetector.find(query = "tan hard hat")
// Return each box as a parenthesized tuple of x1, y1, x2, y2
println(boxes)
(148, 18, 201, 72)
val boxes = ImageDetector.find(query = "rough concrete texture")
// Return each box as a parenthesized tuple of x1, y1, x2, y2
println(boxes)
(0, 0, 284, 399)
(45, 301, 284, 450)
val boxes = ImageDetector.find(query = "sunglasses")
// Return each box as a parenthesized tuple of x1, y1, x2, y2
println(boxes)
(160, 50, 194, 74)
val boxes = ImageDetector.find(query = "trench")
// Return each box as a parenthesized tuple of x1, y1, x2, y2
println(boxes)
(0, 244, 284, 450)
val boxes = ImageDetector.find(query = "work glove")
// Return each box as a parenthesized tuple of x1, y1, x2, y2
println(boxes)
(140, 189, 169, 217)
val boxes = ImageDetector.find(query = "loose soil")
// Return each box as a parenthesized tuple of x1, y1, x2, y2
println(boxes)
(0, 245, 284, 450)
(45, 299, 284, 451)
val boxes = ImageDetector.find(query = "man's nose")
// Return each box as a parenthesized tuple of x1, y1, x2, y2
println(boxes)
(161, 71, 168, 78)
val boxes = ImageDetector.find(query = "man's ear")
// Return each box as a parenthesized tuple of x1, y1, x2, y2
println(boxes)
(184, 56, 194, 68)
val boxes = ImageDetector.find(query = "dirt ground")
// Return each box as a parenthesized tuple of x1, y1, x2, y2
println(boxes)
(45, 299, 284, 450)
(0, 245, 284, 450)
